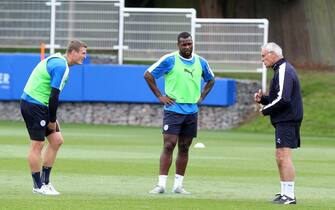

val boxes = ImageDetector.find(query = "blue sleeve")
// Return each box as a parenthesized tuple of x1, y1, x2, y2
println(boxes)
(147, 54, 175, 79)
(200, 57, 215, 82)
(47, 58, 67, 90)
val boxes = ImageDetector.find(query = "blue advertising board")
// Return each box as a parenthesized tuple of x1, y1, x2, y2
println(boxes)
(0, 54, 236, 106)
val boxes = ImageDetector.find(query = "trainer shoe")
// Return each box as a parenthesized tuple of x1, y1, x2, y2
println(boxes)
(45, 183, 60, 195)
(272, 193, 282, 202)
(149, 185, 165, 194)
(32, 184, 59, 195)
(272, 195, 297, 204)
(172, 186, 191, 195)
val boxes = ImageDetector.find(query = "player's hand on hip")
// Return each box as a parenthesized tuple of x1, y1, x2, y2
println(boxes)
(158, 96, 175, 106)
(254, 89, 262, 103)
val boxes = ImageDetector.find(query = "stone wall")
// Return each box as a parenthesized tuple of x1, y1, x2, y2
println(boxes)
(0, 80, 260, 130)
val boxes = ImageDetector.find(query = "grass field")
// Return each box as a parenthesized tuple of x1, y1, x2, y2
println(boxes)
(0, 121, 334, 210)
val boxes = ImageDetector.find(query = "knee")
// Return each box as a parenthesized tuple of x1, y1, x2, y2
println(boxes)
(276, 151, 291, 167)
(163, 141, 176, 154)
(54, 137, 64, 147)
(50, 136, 64, 149)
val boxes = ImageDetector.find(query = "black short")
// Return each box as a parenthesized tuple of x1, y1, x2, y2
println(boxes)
(274, 123, 301, 149)
(162, 110, 198, 138)
(20, 100, 60, 141)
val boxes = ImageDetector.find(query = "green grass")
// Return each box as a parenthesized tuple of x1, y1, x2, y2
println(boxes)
(233, 70, 335, 137)
(0, 121, 334, 209)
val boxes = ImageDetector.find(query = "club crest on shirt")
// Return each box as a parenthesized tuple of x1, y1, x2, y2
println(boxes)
(40, 120, 46, 127)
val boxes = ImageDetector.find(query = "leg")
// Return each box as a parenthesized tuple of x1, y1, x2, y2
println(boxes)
(149, 134, 178, 194)
(172, 136, 193, 194)
(28, 140, 44, 189)
(21, 100, 58, 194)
(276, 148, 295, 181)
(159, 134, 178, 175)
(39, 131, 63, 194)
(272, 124, 299, 203)
(150, 110, 181, 194)
(275, 147, 296, 201)
(30, 138, 60, 195)
(175, 136, 193, 175)
(43, 131, 64, 167)
(28, 140, 44, 172)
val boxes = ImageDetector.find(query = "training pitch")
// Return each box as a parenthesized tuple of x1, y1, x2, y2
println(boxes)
(0, 121, 334, 210)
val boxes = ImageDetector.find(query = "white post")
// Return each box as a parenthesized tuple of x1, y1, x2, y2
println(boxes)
(118, 0, 124, 65)
(262, 19, 269, 93)
(46, 0, 60, 54)
(262, 65, 267, 93)
(189, 9, 196, 50)
(49, 0, 56, 54)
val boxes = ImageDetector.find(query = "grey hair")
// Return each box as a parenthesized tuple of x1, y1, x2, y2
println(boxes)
(261, 42, 283, 56)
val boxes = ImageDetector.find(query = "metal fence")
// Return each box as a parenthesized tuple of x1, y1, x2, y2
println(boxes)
(0, 0, 123, 62)
(0, 1, 269, 90)
(0, 1, 51, 48)
(53, 0, 122, 49)
(195, 18, 268, 72)
(123, 8, 196, 62)
(195, 18, 269, 91)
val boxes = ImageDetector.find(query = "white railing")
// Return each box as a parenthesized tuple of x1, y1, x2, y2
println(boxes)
(51, 0, 123, 60)
(195, 18, 269, 91)
(0, 1, 268, 90)
(0, 0, 123, 63)
(122, 8, 196, 62)
(0, 0, 51, 48)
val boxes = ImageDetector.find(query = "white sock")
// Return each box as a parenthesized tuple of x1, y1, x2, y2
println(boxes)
(283, 181, 295, 199)
(173, 174, 184, 189)
(280, 181, 285, 195)
(158, 175, 168, 188)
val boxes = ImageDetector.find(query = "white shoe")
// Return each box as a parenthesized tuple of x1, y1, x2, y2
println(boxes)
(32, 184, 59, 195)
(172, 186, 191, 195)
(45, 183, 60, 195)
(149, 185, 165, 194)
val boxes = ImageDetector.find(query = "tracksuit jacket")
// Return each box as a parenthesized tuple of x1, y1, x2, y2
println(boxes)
(260, 58, 303, 125)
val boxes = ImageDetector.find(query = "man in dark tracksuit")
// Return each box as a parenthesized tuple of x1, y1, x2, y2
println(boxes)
(254, 42, 303, 205)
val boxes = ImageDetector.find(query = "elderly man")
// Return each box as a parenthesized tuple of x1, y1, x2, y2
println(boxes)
(254, 42, 303, 204)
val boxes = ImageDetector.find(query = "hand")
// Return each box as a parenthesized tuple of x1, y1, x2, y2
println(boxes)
(254, 89, 262, 103)
(47, 121, 57, 133)
(158, 96, 175, 106)
(259, 107, 264, 116)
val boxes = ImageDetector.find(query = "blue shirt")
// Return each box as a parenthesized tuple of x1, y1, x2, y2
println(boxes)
(47, 57, 67, 90)
(147, 52, 214, 114)
(21, 57, 67, 106)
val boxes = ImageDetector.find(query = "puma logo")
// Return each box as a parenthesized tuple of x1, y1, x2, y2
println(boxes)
(184, 68, 194, 77)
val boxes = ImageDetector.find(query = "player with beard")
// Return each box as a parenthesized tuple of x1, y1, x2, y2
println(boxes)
(144, 32, 215, 194)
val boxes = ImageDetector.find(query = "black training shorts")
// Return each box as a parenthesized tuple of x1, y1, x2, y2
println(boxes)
(274, 123, 301, 149)
(20, 100, 60, 141)
(162, 110, 198, 138)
